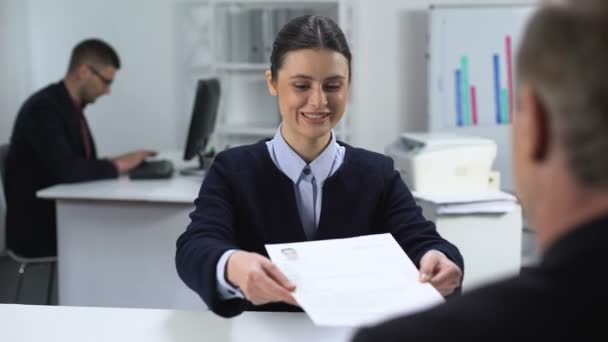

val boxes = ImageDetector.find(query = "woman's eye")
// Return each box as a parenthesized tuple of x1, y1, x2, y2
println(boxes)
(293, 84, 310, 90)
(324, 84, 342, 91)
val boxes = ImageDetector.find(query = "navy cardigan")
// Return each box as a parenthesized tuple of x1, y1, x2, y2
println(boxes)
(176, 140, 464, 317)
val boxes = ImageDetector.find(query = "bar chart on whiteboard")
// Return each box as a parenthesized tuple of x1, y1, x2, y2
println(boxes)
(427, 4, 536, 191)
(429, 5, 535, 129)
(454, 35, 514, 127)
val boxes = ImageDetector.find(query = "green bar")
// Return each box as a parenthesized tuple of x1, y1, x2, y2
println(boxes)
(461, 56, 471, 126)
(501, 89, 509, 124)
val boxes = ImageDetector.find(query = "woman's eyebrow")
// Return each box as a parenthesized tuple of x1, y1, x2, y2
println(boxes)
(288, 74, 345, 81)
(289, 74, 313, 80)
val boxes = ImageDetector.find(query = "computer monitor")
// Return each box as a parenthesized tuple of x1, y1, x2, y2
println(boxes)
(181, 78, 221, 175)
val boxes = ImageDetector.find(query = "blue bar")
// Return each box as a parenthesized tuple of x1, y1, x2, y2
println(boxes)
(493, 54, 502, 124)
(455, 69, 463, 127)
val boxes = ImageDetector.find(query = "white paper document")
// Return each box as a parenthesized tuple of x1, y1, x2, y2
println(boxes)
(265, 234, 444, 327)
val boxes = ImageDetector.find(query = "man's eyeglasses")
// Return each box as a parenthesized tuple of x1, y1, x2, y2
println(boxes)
(86, 65, 113, 86)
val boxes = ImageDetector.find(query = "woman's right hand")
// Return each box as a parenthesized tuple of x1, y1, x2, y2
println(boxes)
(226, 251, 298, 306)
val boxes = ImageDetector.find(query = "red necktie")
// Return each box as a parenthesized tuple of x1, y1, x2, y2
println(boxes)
(79, 113, 92, 160)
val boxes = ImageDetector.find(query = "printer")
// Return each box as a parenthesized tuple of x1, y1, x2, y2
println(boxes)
(385, 132, 498, 193)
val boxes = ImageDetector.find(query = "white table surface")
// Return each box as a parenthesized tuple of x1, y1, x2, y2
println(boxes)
(1, 304, 355, 342)
(37, 174, 202, 203)
(37, 151, 203, 203)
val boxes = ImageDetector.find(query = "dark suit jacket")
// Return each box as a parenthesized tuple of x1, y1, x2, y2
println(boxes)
(352, 215, 608, 340)
(5, 81, 117, 257)
(176, 141, 464, 318)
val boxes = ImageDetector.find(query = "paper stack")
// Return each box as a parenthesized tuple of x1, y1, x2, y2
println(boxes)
(412, 190, 518, 214)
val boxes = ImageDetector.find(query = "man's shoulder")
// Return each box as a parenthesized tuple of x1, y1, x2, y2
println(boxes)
(21, 82, 65, 112)
(10, 82, 65, 135)
(428, 271, 553, 320)
(355, 268, 603, 341)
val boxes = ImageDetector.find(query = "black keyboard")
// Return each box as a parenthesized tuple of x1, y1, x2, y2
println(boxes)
(129, 159, 174, 179)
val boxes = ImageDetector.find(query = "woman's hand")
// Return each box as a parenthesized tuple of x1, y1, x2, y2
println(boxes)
(418, 250, 463, 296)
(226, 251, 298, 306)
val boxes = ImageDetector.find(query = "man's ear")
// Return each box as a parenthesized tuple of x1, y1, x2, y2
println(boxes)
(524, 87, 551, 161)
(265, 69, 277, 96)
(75, 64, 89, 81)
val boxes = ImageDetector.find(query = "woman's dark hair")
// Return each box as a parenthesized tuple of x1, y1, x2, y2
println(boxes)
(270, 15, 352, 81)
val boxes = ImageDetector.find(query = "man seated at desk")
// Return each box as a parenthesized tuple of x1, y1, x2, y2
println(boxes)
(5, 38, 155, 258)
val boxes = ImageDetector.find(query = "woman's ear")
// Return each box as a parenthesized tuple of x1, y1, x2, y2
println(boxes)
(265, 69, 277, 96)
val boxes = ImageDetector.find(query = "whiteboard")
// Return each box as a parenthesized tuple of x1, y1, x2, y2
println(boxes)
(427, 3, 536, 191)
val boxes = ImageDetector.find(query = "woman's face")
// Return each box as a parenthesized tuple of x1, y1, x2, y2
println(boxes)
(266, 48, 350, 145)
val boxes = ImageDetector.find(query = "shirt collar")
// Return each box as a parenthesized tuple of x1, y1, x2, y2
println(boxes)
(309, 132, 338, 183)
(270, 125, 339, 184)
(62, 81, 84, 114)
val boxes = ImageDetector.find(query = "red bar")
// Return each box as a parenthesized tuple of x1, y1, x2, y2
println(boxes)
(506, 35, 514, 123)
(471, 86, 478, 125)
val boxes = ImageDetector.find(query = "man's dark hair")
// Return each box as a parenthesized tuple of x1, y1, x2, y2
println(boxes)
(68, 38, 121, 72)
(516, 0, 608, 187)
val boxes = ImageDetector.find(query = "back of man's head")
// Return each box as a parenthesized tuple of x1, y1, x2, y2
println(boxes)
(517, 0, 608, 188)
(67, 38, 121, 73)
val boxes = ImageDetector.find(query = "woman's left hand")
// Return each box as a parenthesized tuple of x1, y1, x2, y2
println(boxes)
(418, 250, 463, 296)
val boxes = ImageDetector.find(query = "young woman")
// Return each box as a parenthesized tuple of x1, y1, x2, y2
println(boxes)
(176, 15, 463, 318)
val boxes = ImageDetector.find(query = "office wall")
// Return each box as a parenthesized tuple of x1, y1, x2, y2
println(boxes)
(0, 0, 30, 144)
(0, 0, 540, 156)
(349, 0, 536, 153)
(25, 0, 182, 156)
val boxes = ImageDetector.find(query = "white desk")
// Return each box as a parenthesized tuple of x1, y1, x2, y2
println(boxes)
(37, 175, 205, 309)
(0, 304, 354, 342)
(37, 163, 521, 308)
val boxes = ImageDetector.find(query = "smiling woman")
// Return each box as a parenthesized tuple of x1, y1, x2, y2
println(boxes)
(264, 16, 351, 163)
(175, 15, 464, 319)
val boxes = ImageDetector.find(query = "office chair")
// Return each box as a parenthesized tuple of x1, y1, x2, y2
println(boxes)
(0, 143, 56, 305)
